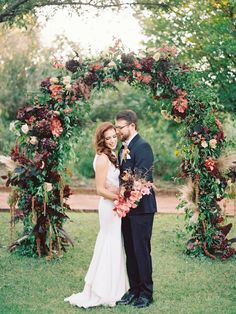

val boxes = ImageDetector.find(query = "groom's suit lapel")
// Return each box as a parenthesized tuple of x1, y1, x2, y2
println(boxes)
(119, 133, 140, 167)
(127, 133, 140, 151)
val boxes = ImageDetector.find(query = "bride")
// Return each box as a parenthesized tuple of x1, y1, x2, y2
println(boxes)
(64, 122, 129, 308)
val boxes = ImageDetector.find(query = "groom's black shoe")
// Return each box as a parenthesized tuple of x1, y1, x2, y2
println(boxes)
(133, 296, 153, 308)
(116, 292, 138, 305)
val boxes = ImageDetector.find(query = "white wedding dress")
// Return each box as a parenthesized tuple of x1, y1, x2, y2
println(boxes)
(64, 155, 129, 308)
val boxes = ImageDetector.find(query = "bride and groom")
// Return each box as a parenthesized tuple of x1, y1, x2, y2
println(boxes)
(64, 110, 157, 309)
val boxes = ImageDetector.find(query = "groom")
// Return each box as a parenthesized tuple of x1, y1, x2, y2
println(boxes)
(115, 110, 157, 308)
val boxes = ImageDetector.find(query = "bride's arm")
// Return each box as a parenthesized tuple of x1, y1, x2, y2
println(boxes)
(95, 154, 118, 201)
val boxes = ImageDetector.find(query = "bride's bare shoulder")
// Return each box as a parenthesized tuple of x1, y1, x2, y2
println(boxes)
(95, 153, 109, 166)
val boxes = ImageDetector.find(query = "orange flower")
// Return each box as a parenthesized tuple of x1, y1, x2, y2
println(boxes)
(141, 75, 152, 84)
(205, 158, 216, 172)
(49, 84, 62, 95)
(63, 108, 73, 114)
(50, 117, 63, 137)
(172, 97, 188, 113)
(49, 84, 63, 102)
(91, 63, 102, 71)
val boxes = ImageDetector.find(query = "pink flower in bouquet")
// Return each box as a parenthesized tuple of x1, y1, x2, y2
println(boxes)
(133, 180, 142, 190)
(130, 190, 141, 202)
(113, 169, 152, 218)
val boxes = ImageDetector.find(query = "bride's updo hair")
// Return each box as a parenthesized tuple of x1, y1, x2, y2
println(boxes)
(94, 122, 118, 167)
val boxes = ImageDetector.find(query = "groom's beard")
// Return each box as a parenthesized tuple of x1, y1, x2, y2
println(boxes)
(118, 131, 131, 142)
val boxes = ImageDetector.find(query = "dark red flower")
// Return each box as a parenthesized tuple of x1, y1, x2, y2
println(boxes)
(140, 57, 154, 72)
(65, 59, 81, 73)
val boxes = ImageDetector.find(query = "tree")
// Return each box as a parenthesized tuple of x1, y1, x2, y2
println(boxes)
(0, 1, 121, 25)
(136, 0, 236, 112)
(0, 1, 183, 26)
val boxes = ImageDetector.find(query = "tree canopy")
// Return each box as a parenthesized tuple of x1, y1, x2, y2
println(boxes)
(137, 0, 236, 112)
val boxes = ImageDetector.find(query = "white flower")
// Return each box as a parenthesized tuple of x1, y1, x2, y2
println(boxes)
(201, 140, 208, 148)
(146, 47, 156, 54)
(45, 182, 53, 192)
(107, 61, 117, 68)
(29, 136, 38, 145)
(65, 84, 72, 91)
(21, 124, 29, 134)
(62, 76, 71, 85)
(209, 139, 217, 149)
(227, 179, 232, 186)
(216, 178, 221, 184)
(53, 111, 60, 116)
(50, 77, 59, 84)
(9, 121, 16, 132)
(153, 52, 161, 61)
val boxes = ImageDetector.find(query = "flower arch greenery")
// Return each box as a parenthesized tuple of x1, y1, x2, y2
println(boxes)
(4, 43, 236, 260)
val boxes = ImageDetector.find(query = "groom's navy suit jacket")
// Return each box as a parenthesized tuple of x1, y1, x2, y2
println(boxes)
(119, 133, 157, 215)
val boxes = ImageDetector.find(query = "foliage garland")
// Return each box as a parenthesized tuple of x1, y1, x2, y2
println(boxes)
(3, 41, 236, 259)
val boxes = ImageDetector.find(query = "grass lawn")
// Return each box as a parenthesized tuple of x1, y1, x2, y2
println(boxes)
(0, 212, 236, 314)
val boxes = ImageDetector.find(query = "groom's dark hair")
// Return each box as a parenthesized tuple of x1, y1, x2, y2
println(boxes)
(116, 110, 138, 129)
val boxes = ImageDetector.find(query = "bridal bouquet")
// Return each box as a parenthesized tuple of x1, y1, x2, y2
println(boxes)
(113, 169, 153, 217)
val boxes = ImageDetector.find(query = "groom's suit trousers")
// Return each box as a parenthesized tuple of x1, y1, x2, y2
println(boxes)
(122, 213, 154, 298)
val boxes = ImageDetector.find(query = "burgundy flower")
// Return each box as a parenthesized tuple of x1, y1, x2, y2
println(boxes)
(17, 106, 34, 122)
(40, 77, 51, 90)
(77, 79, 91, 100)
(63, 185, 72, 199)
(124, 190, 131, 198)
(121, 53, 135, 70)
(140, 57, 154, 72)
(65, 59, 81, 73)
(35, 119, 52, 138)
(84, 72, 97, 86)
(41, 138, 57, 151)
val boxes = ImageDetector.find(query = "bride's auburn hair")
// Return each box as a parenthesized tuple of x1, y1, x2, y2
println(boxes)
(94, 122, 118, 167)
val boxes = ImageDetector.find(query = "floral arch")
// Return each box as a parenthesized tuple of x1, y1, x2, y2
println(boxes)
(4, 43, 236, 260)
